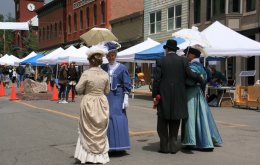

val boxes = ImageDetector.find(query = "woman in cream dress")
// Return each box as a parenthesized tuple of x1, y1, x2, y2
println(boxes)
(74, 45, 110, 164)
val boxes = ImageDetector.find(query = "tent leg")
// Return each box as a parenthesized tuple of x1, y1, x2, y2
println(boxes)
(132, 62, 136, 99)
(56, 64, 59, 79)
(225, 57, 228, 82)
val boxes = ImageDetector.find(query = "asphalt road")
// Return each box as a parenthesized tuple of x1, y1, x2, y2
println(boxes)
(0, 94, 260, 165)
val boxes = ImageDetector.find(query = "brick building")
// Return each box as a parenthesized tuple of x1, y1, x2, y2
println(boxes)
(14, 0, 44, 55)
(37, 0, 144, 51)
(189, 0, 260, 85)
(37, 0, 66, 51)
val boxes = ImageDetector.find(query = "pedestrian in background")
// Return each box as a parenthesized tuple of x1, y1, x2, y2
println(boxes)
(152, 39, 204, 154)
(101, 41, 132, 152)
(74, 45, 110, 164)
(58, 63, 68, 103)
(16, 62, 25, 87)
(66, 62, 78, 102)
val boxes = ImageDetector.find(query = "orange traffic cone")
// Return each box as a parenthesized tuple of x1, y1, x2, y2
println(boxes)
(47, 81, 52, 92)
(9, 84, 18, 101)
(0, 82, 6, 97)
(19, 81, 24, 93)
(69, 90, 72, 98)
(51, 84, 59, 101)
(69, 90, 77, 98)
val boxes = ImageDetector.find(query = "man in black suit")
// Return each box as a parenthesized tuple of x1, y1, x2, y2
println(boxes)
(152, 39, 204, 154)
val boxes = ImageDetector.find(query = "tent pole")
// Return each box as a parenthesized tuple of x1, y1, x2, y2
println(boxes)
(3, 29, 5, 54)
(56, 64, 58, 79)
(132, 62, 135, 99)
(225, 57, 228, 83)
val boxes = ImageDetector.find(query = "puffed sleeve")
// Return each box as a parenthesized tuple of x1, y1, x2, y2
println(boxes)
(152, 59, 162, 98)
(122, 65, 132, 94)
(76, 71, 88, 95)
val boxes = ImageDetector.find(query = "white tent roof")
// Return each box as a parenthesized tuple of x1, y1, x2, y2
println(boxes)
(27, 15, 38, 27)
(37, 47, 65, 64)
(58, 46, 89, 64)
(0, 22, 29, 30)
(202, 21, 260, 57)
(0, 54, 20, 66)
(117, 38, 160, 62)
(58, 46, 109, 64)
(18, 51, 37, 64)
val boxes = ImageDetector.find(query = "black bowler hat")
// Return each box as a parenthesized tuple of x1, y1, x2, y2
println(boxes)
(163, 39, 179, 51)
(183, 46, 201, 58)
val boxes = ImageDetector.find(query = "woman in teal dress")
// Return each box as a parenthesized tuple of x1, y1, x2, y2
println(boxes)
(182, 47, 222, 150)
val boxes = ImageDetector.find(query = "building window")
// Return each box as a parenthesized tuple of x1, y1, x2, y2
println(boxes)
(39, 29, 41, 41)
(50, 24, 52, 39)
(168, 5, 182, 31)
(206, 0, 212, 21)
(213, 0, 226, 16)
(43, 27, 45, 40)
(86, 7, 90, 28)
(74, 12, 77, 32)
(101, 1, 106, 23)
(69, 15, 72, 33)
(246, 0, 256, 12)
(149, 10, 161, 34)
(55, 23, 57, 37)
(47, 26, 49, 40)
(59, 21, 62, 35)
(194, 0, 201, 24)
(80, 10, 83, 30)
(94, 4, 97, 26)
(228, 0, 240, 13)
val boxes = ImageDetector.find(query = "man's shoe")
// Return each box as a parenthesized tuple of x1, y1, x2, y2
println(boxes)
(157, 150, 169, 154)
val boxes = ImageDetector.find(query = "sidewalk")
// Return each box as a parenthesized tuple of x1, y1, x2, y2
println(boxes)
(132, 85, 152, 96)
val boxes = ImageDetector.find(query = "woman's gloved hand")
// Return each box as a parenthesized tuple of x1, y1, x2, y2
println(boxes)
(122, 93, 129, 109)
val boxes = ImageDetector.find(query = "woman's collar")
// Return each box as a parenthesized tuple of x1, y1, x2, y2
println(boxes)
(191, 58, 200, 63)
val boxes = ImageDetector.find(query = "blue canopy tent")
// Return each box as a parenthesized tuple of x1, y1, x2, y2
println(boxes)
(135, 37, 185, 60)
(21, 54, 45, 66)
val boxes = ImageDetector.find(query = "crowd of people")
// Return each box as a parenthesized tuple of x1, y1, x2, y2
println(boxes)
(0, 62, 35, 88)
(0, 39, 223, 164)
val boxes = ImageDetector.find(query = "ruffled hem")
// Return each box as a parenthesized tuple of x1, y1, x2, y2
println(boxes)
(74, 137, 110, 164)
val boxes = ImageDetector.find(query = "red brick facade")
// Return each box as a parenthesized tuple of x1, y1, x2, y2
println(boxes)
(37, 0, 143, 51)
(14, 0, 44, 54)
(37, 0, 66, 50)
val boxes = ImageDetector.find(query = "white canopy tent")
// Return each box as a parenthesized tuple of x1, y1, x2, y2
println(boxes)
(117, 38, 160, 62)
(0, 54, 21, 66)
(37, 47, 65, 64)
(57, 46, 89, 64)
(0, 22, 29, 30)
(16, 51, 37, 65)
(202, 21, 260, 57)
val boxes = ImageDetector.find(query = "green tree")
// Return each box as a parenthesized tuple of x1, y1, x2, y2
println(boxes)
(0, 14, 15, 56)
(20, 23, 38, 57)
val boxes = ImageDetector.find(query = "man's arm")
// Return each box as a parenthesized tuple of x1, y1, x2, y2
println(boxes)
(152, 59, 162, 98)
(184, 59, 204, 84)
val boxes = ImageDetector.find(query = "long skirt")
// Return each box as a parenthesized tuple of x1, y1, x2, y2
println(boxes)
(182, 86, 223, 149)
(107, 87, 130, 151)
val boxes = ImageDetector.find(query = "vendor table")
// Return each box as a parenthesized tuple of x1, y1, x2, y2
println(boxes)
(208, 86, 235, 107)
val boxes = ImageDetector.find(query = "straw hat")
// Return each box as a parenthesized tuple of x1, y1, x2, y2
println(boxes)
(87, 45, 108, 59)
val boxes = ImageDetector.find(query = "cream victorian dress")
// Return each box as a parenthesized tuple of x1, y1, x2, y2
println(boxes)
(74, 67, 110, 164)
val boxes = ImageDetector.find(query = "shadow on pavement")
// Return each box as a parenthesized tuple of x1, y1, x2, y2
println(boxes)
(131, 95, 152, 101)
(142, 141, 160, 153)
(109, 151, 130, 157)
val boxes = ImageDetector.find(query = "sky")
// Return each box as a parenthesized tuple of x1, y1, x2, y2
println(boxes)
(0, 0, 53, 19)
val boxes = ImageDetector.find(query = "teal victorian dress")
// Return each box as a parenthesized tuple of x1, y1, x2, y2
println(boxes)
(182, 59, 222, 149)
